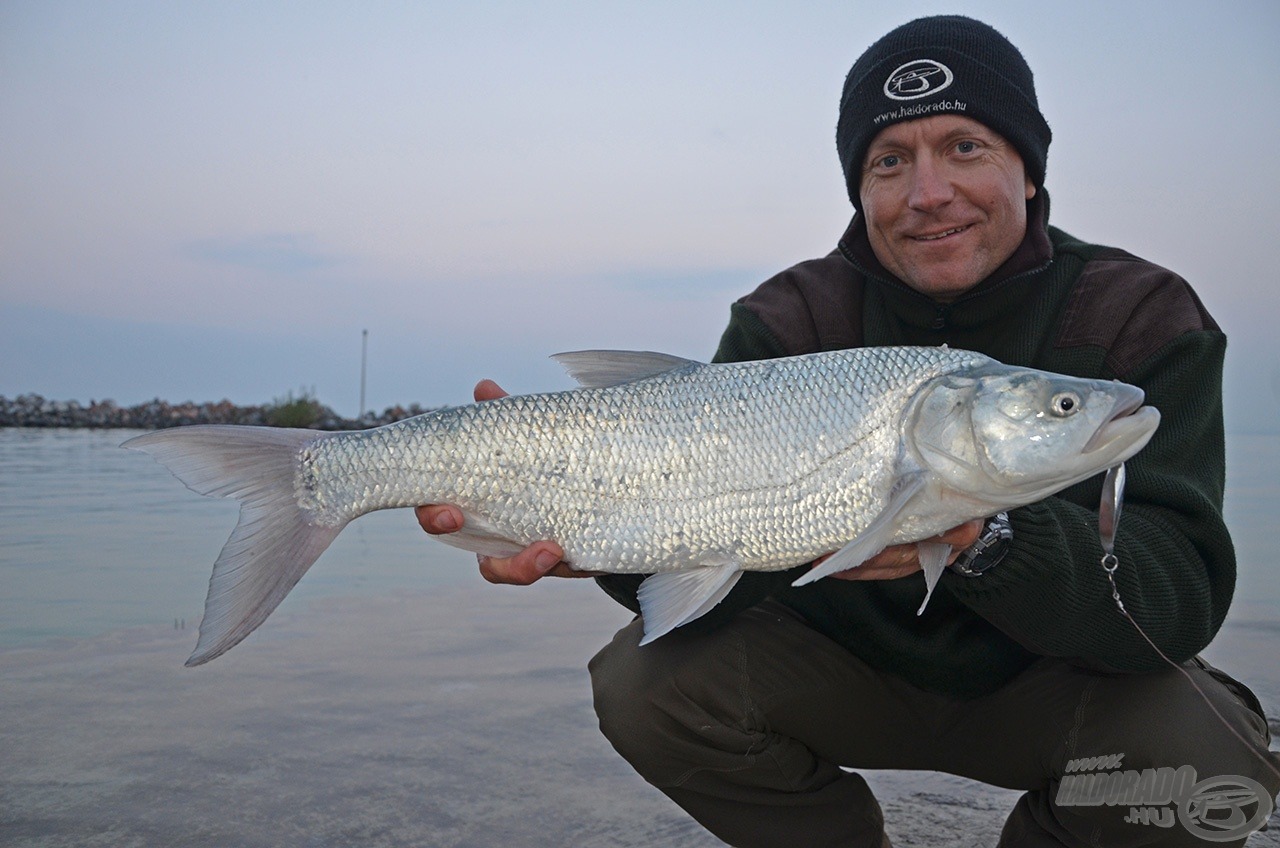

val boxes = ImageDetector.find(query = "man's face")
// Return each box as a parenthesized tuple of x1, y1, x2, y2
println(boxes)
(859, 114, 1035, 302)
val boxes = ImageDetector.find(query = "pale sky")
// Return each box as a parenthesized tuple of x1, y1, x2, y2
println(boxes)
(3, 0, 1278, 432)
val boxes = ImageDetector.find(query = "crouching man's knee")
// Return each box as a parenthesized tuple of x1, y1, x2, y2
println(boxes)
(588, 616, 771, 790)
(588, 617, 666, 772)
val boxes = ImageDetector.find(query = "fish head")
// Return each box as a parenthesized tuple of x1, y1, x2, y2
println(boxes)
(908, 365, 1161, 508)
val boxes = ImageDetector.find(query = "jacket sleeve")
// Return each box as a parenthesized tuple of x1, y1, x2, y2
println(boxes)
(944, 322, 1234, 672)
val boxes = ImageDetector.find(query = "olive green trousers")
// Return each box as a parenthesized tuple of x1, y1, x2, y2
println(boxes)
(589, 602, 1279, 847)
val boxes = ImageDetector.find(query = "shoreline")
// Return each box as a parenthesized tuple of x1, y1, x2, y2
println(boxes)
(0, 393, 432, 430)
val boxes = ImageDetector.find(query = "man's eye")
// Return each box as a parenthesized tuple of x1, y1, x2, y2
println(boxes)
(878, 154, 901, 168)
(956, 140, 978, 154)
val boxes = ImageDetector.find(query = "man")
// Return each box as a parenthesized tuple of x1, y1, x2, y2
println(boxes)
(418, 16, 1279, 846)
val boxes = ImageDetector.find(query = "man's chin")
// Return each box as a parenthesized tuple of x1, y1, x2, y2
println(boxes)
(897, 271, 981, 302)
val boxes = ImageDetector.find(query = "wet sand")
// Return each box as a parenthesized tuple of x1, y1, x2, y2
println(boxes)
(3, 580, 1276, 846)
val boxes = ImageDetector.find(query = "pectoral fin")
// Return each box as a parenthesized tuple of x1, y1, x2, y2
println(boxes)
(915, 541, 951, 615)
(637, 558, 743, 645)
(791, 473, 927, 586)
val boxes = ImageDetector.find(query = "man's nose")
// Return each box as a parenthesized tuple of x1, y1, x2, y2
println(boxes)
(907, 156, 955, 211)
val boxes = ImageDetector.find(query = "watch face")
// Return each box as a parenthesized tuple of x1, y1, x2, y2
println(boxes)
(953, 514, 1012, 576)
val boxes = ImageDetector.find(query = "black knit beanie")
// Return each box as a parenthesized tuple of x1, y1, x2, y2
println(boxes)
(836, 15, 1051, 210)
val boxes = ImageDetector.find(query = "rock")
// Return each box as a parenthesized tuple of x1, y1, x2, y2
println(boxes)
(0, 394, 439, 430)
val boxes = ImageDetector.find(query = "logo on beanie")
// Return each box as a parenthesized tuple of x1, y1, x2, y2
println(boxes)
(884, 60, 954, 101)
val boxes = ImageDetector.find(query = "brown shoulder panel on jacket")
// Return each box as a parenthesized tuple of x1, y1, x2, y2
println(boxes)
(738, 251, 864, 356)
(1055, 247, 1220, 376)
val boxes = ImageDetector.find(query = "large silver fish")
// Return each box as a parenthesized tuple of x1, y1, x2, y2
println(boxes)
(124, 346, 1159, 666)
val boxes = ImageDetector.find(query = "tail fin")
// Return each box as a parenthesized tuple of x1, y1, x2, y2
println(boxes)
(123, 425, 348, 666)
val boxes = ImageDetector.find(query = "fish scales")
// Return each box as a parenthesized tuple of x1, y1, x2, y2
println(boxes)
(299, 346, 988, 574)
(124, 343, 1159, 664)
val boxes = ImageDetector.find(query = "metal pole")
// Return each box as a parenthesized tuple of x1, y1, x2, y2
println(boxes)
(359, 329, 368, 420)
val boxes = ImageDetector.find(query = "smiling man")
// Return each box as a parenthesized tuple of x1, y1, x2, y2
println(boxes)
(860, 115, 1034, 302)
(419, 16, 1279, 847)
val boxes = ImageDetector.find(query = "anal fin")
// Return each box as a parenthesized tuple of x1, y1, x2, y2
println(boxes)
(431, 515, 526, 559)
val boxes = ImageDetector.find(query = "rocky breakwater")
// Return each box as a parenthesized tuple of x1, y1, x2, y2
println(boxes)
(0, 394, 435, 431)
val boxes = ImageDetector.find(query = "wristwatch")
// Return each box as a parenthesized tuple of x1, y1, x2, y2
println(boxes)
(949, 512, 1013, 577)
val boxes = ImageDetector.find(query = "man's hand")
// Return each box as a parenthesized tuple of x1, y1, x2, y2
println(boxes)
(827, 519, 986, 581)
(413, 379, 599, 586)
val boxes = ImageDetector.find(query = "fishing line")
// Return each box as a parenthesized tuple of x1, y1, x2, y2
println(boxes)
(1099, 463, 1280, 783)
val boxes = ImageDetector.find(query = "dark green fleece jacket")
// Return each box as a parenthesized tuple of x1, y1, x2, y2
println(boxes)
(597, 196, 1235, 699)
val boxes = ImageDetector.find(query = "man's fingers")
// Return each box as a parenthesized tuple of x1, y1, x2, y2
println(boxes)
(477, 542, 569, 585)
(416, 503, 463, 535)
(416, 496, 590, 585)
(830, 545, 920, 581)
(862, 542, 920, 572)
(473, 379, 508, 402)
(824, 518, 988, 582)
(936, 518, 985, 550)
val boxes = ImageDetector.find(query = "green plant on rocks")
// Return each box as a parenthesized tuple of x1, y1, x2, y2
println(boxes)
(266, 387, 323, 428)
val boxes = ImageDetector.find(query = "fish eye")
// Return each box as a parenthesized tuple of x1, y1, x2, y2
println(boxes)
(1050, 392, 1081, 417)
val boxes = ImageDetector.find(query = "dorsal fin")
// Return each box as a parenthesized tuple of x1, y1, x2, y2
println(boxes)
(551, 350, 701, 388)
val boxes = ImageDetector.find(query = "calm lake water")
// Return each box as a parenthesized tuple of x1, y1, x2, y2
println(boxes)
(0, 428, 481, 648)
(1, 427, 1277, 683)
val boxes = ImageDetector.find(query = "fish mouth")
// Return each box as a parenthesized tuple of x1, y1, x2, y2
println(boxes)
(1082, 384, 1159, 458)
